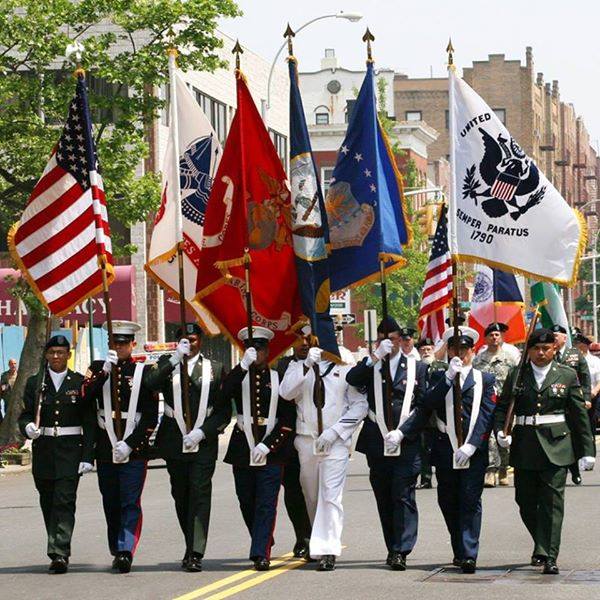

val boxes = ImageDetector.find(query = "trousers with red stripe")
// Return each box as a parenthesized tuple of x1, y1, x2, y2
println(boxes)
(233, 465, 283, 560)
(97, 460, 147, 555)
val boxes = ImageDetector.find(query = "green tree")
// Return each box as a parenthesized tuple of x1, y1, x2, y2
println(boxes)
(0, 0, 240, 444)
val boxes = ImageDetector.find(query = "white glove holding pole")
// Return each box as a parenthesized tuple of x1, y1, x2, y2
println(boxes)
(113, 440, 132, 462)
(25, 422, 41, 439)
(580, 456, 595, 471)
(497, 431, 512, 448)
(102, 350, 118, 374)
(385, 429, 404, 448)
(374, 339, 393, 361)
(183, 428, 205, 449)
(78, 462, 93, 475)
(252, 442, 270, 463)
(304, 347, 322, 368)
(316, 428, 338, 453)
(240, 348, 257, 371)
(170, 338, 191, 366)
(454, 443, 476, 467)
(445, 356, 464, 381)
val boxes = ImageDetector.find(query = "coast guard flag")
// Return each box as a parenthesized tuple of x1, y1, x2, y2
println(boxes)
(288, 56, 339, 358)
(145, 66, 220, 334)
(8, 75, 114, 316)
(468, 265, 526, 350)
(195, 71, 304, 362)
(325, 62, 410, 291)
(449, 70, 585, 286)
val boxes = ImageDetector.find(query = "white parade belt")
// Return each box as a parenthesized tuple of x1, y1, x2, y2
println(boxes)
(514, 414, 565, 426)
(163, 404, 213, 419)
(236, 414, 277, 428)
(40, 426, 83, 437)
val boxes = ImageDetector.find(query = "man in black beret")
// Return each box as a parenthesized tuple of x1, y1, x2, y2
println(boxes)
(495, 328, 595, 574)
(19, 335, 95, 574)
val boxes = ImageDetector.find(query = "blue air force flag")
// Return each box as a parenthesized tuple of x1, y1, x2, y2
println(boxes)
(449, 70, 585, 286)
(325, 62, 410, 292)
(288, 57, 339, 358)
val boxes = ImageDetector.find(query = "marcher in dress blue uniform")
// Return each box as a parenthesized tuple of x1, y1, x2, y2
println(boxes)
(346, 317, 428, 571)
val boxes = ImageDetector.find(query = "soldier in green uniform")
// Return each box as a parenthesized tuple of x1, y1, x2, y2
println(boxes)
(495, 328, 595, 574)
(144, 323, 231, 572)
(19, 335, 95, 574)
(473, 322, 519, 487)
(551, 324, 591, 485)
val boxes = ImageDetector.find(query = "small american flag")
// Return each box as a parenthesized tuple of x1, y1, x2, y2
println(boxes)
(8, 75, 114, 316)
(418, 204, 453, 342)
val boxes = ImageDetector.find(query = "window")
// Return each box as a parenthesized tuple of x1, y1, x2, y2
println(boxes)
(193, 89, 228, 144)
(321, 167, 335, 196)
(87, 75, 127, 123)
(269, 129, 288, 171)
(493, 108, 506, 124)
(345, 99, 357, 123)
(315, 105, 330, 125)
(405, 110, 422, 122)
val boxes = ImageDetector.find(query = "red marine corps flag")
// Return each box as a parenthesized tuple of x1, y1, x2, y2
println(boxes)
(8, 73, 114, 316)
(195, 53, 304, 361)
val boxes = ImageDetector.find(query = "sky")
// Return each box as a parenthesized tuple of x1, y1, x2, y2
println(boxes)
(219, 0, 600, 150)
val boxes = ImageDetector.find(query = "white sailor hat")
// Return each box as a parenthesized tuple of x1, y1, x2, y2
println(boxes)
(237, 326, 274, 346)
(102, 320, 141, 342)
(441, 326, 479, 348)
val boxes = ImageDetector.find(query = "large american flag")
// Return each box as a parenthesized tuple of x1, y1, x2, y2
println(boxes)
(418, 203, 453, 342)
(8, 75, 114, 316)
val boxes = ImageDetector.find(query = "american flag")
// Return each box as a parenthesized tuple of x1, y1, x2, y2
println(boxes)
(8, 75, 114, 316)
(418, 204, 453, 342)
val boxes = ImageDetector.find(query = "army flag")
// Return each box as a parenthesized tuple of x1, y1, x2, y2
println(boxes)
(145, 60, 220, 334)
(195, 71, 304, 362)
(325, 62, 410, 291)
(468, 265, 526, 350)
(8, 74, 114, 316)
(531, 281, 571, 346)
(288, 56, 339, 358)
(449, 70, 585, 286)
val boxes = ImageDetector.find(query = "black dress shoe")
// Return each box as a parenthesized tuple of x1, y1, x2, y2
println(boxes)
(49, 556, 68, 574)
(386, 552, 393, 566)
(543, 559, 559, 575)
(452, 557, 462, 567)
(531, 554, 547, 566)
(461, 558, 476, 574)
(389, 552, 406, 571)
(317, 555, 336, 571)
(115, 552, 132, 574)
(417, 480, 432, 489)
(572, 474, 582, 485)
(293, 542, 310, 559)
(183, 552, 202, 572)
(254, 558, 270, 571)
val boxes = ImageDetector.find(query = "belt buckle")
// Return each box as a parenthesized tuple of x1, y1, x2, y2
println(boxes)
(532, 414, 537, 426)
(53, 425, 58, 437)
(257, 417, 265, 426)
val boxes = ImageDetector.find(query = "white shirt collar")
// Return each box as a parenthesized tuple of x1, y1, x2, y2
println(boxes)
(187, 352, 201, 375)
(49, 368, 68, 390)
(531, 362, 552, 388)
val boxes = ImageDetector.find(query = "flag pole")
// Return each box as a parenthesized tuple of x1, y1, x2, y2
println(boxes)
(244, 248, 260, 445)
(168, 47, 192, 432)
(447, 39, 464, 449)
(34, 314, 53, 428)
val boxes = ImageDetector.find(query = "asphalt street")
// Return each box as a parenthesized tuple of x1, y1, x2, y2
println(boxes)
(2, 434, 600, 600)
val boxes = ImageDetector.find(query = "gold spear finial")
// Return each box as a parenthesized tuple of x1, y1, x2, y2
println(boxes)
(446, 38, 455, 71)
(284, 23, 296, 57)
(362, 27, 375, 63)
(232, 39, 243, 70)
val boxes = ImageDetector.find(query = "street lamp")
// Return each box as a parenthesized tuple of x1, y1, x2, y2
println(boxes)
(262, 11, 363, 120)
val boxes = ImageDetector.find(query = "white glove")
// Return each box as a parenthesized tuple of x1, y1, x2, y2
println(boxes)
(445, 356, 464, 380)
(385, 429, 404, 448)
(374, 339, 393, 361)
(78, 462, 93, 475)
(25, 422, 41, 439)
(454, 443, 476, 467)
(304, 347, 322, 368)
(252, 442, 270, 463)
(113, 440, 132, 462)
(316, 428, 338, 453)
(183, 428, 205, 449)
(497, 431, 512, 448)
(240, 347, 257, 371)
(102, 350, 118, 374)
(580, 456, 596, 471)
(170, 338, 191, 366)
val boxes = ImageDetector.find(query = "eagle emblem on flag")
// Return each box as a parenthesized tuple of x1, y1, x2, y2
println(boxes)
(462, 128, 546, 221)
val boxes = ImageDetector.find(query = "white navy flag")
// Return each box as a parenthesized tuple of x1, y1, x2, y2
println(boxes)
(449, 70, 585, 286)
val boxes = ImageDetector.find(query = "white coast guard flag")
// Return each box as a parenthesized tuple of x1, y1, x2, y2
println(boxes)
(449, 70, 585, 286)
(145, 68, 221, 333)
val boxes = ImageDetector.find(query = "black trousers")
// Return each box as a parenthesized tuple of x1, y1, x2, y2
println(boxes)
(281, 454, 312, 546)
(34, 476, 79, 559)
(166, 458, 216, 557)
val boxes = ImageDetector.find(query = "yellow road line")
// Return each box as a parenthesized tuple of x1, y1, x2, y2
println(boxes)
(202, 558, 306, 600)
(172, 553, 296, 600)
